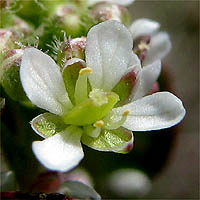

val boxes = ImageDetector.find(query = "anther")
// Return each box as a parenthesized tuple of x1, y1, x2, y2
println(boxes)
(123, 110, 130, 117)
(94, 120, 104, 127)
(79, 67, 92, 75)
(138, 41, 149, 51)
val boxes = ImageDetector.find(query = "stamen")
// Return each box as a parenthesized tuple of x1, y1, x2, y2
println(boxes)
(84, 125, 101, 138)
(79, 67, 92, 75)
(103, 110, 129, 130)
(94, 120, 104, 128)
(123, 109, 130, 117)
(74, 67, 92, 105)
(138, 41, 149, 51)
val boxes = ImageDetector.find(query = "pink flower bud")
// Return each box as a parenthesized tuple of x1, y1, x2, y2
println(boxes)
(63, 37, 86, 61)
(91, 2, 130, 25)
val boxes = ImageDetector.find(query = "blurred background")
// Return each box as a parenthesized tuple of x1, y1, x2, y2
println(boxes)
(1, 0, 199, 199)
(128, 1, 199, 199)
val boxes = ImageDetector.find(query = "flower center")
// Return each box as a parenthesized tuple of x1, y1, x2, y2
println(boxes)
(62, 66, 130, 138)
(62, 89, 119, 126)
(62, 69, 120, 126)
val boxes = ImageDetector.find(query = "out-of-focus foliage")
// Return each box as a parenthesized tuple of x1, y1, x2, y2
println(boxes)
(0, 171, 17, 192)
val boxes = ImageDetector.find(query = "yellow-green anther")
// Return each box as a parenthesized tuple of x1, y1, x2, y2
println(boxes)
(74, 67, 92, 105)
(93, 120, 104, 128)
(122, 109, 130, 117)
(138, 41, 150, 51)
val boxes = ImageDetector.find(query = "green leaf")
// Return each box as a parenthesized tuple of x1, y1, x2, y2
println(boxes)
(0, 171, 17, 192)
(112, 70, 136, 107)
(59, 181, 101, 200)
(82, 127, 134, 153)
(31, 113, 67, 138)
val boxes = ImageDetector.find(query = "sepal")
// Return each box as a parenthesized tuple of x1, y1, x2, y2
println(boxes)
(31, 112, 67, 138)
(82, 127, 134, 153)
(112, 69, 136, 106)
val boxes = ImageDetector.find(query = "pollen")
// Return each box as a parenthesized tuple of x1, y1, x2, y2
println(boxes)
(79, 67, 92, 75)
(138, 41, 149, 51)
(123, 109, 130, 117)
(94, 120, 104, 127)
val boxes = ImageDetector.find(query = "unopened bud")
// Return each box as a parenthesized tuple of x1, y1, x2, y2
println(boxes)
(57, 37, 86, 66)
(0, 29, 16, 52)
(91, 2, 130, 26)
(54, 5, 83, 37)
(107, 169, 151, 198)
(64, 37, 86, 60)
(12, 17, 34, 36)
(0, 48, 30, 103)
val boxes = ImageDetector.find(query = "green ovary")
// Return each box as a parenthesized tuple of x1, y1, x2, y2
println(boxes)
(62, 89, 119, 126)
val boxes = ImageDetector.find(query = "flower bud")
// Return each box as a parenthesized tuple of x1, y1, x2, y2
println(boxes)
(0, 48, 30, 103)
(12, 17, 34, 37)
(59, 168, 93, 187)
(0, 29, 16, 52)
(107, 169, 151, 198)
(54, 5, 84, 37)
(64, 37, 86, 60)
(91, 2, 130, 26)
(56, 37, 86, 67)
(133, 35, 151, 63)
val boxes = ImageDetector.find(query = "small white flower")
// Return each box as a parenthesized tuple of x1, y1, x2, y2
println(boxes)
(130, 18, 172, 65)
(20, 20, 185, 172)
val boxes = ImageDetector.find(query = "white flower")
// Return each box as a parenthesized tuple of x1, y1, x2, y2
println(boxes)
(20, 20, 185, 172)
(88, 0, 134, 6)
(130, 18, 172, 65)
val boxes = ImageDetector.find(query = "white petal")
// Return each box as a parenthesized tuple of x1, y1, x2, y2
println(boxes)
(114, 92, 186, 131)
(132, 60, 161, 101)
(129, 18, 160, 39)
(127, 53, 142, 75)
(88, 0, 134, 6)
(32, 126, 84, 172)
(20, 48, 72, 116)
(86, 20, 137, 91)
(143, 32, 172, 65)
